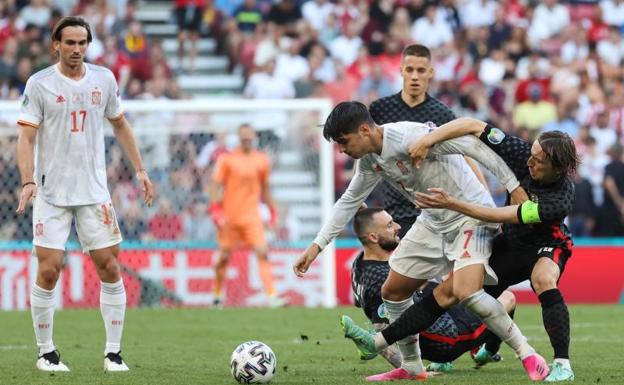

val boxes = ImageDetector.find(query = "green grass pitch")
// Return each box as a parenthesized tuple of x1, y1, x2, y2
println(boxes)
(1, 305, 622, 385)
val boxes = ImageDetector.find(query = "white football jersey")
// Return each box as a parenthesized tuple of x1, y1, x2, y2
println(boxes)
(313, 121, 520, 248)
(18, 63, 123, 206)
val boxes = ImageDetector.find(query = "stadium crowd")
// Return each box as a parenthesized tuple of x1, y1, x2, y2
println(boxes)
(1, 0, 624, 241)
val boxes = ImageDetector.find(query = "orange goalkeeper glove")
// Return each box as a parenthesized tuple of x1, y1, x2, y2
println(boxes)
(208, 202, 225, 228)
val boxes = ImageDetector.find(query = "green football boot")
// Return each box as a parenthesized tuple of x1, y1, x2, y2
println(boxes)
(340, 315, 378, 360)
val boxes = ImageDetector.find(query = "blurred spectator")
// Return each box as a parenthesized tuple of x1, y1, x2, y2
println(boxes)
(601, 0, 624, 27)
(329, 20, 362, 66)
(302, 0, 334, 32)
(357, 61, 393, 102)
(568, 172, 596, 237)
(234, 0, 263, 34)
(18, 0, 51, 29)
(589, 108, 618, 153)
(118, 201, 148, 241)
(598, 145, 624, 236)
(175, 0, 205, 74)
(244, 57, 295, 99)
(543, 104, 581, 139)
(527, 0, 570, 47)
(95, 35, 131, 94)
(274, 35, 309, 83)
(184, 199, 215, 240)
(323, 59, 358, 104)
(460, 0, 498, 29)
(579, 136, 610, 206)
(267, 0, 301, 28)
(148, 199, 183, 240)
(513, 83, 557, 138)
(410, 4, 452, 49)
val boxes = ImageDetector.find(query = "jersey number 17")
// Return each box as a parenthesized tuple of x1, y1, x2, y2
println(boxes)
(70, 110, 87, 133)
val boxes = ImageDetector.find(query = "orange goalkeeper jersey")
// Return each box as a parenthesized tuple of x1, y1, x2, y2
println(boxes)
(212, 148, 270, 224)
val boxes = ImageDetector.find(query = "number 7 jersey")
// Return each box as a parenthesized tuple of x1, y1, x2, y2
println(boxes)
(18, 63, 123, 206)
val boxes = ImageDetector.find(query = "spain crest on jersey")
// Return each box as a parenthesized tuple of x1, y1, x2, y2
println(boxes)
(92, 90, 102, 106)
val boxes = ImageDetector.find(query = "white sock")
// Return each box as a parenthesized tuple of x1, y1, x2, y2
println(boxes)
(30, 284, 56, 355)
(383, 297, 424, 374)
(554, 358, 571, 370)
(100, 279, 126, 355)
(461, 289, 534, 359)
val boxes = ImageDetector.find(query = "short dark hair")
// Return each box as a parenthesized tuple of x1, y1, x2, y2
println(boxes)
(52, 16, 93, 43)
(538, 131, 579, 177)
(402, 44, 431, 61)
(323, 101, 375, 143)
(353, 208, 385, 244)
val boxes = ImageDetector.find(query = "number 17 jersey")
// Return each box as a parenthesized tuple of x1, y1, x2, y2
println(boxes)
(18, 63, 123, 206)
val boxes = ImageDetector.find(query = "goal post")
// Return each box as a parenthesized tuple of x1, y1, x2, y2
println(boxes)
(0, 98, 338, 308)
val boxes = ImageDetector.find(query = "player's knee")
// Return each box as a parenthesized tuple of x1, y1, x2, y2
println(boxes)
(99, 257, 121, 280)
(531, 272, 557, 293)
(381, 282, 406, 301)
(217, 251, 232, 266)
(39, 265, 61, 287)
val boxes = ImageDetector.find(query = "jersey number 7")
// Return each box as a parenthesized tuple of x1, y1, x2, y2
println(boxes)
(71, 110, 87, 133)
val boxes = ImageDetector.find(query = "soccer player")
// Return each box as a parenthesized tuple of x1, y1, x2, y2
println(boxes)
(16, 16, 154, 372)
(369, 43, 485, 237)
(209, 123, 283, 308)
(409, 118, 578, 381)
(348, 207, 511, 374)
(293, 101, 548, 381)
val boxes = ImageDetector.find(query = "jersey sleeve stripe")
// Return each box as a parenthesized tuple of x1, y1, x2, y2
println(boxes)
(17, 120, 39, 129)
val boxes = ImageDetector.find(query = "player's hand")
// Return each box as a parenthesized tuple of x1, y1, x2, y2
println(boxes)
(136, 169, 154, 206)
(293, 244, 321, 277)
(16, 183, 36, 214)
(414, 187, 453, 209)
(510, 186, 528, 205)
(409, 138, 432, 168)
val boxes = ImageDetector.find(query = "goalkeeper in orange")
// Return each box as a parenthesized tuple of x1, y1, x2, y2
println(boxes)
(209, 123, 284, 308)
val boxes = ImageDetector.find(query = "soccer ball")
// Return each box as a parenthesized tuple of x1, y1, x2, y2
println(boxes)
(230, 341, 277, 384)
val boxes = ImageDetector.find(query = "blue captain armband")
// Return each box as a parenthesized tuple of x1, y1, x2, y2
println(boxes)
(517, 201, 541, 224)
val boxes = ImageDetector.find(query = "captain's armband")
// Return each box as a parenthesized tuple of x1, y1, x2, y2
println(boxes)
(517, 200, 541, 224)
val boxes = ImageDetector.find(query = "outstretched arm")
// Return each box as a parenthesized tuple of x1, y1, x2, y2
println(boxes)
(414, 188, 539, 225)
(293, 161, 380, 277)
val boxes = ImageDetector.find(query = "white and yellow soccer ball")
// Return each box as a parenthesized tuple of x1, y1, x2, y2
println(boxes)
(230, 341, 277, 384)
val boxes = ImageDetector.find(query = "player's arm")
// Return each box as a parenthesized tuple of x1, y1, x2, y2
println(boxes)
(409, 117, 486, 167)
(208, 157, 226, 227)
(415, 187, 520, 223)
(109, 115, 154, 206)
(415, 187, 571, 225)
(16, 123, 37, 214)
(293, 161, 380, 277)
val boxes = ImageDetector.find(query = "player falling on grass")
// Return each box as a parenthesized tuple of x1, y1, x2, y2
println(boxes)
(408, 119, 578, 382)
(209, 124, 284, 308)
(16, 16, 154, 372)
(293, 101, 549, 381)
(348, 207, 512, 373)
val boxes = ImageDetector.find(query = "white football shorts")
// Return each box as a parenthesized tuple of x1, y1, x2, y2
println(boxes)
(389, 217, 499, 285)
(33, 196, 123, 252)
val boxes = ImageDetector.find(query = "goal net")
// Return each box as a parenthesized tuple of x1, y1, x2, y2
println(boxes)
(0, 98, 337, 309)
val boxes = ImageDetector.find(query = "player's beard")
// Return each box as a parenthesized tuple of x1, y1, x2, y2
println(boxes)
(378, 237, 399, 252)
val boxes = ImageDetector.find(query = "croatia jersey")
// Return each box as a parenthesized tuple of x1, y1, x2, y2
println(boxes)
(18, 63, 123, 206)
(313, 121, 520, 248)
